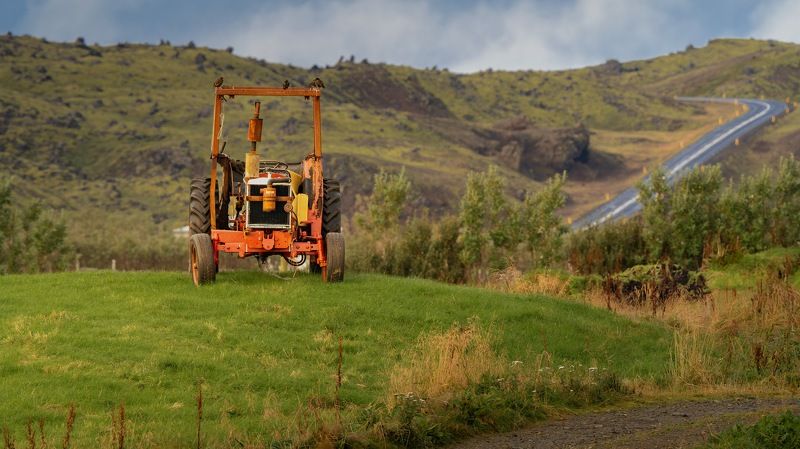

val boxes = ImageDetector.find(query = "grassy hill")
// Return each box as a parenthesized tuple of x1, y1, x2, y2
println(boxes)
(2, 34, 800, 258)
(0, 271, 670, 446)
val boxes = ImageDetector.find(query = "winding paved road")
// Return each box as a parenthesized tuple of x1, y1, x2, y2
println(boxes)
(572, 97, 788, 229)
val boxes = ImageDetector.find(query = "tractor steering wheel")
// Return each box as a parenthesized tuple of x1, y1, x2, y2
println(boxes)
(262, 160, 288, 171)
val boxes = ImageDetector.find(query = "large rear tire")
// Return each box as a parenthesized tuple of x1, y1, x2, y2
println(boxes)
(325, 232, 345, 283)
(190, 178, 211, 235)
(190, 233, 216, 285)
(322, 178, 341, 235)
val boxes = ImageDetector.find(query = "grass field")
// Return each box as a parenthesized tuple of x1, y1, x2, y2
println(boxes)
(0, 271, 671, 447)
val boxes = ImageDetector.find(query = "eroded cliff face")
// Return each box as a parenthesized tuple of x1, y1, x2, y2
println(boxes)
(456, 116, 591, 180)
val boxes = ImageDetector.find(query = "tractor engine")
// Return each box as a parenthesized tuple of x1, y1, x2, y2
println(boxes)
(241, 163, 309, 232)
(245, 169, 293, 230)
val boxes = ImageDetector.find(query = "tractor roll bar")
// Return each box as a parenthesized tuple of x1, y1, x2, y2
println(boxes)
(208, 85, 324, 229)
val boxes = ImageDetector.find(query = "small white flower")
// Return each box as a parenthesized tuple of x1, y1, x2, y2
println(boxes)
(558, 365, 565, 370)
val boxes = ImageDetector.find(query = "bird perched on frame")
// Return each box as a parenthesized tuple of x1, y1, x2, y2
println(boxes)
(305, 77, 324, 99)
(213, 76, 224, 88)
(282, 79, 291, 89)
(309, 77, 325, 89)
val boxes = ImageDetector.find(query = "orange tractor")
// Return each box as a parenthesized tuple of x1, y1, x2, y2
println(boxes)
(188, 79, 344, 284)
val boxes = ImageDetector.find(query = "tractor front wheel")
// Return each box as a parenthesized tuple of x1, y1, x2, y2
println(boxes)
(190, 233, 216, 285)
(324, 232, 345, 282)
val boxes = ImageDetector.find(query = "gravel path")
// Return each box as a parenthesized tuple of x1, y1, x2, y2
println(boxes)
(451, 397, 799, 449)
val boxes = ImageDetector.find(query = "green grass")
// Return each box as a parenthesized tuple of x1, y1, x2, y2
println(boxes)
(698, 410, 800, 449)
(0, 271, 670, 446)
(706, 247, 800, 291)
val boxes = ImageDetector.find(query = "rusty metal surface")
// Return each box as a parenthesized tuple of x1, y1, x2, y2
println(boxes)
(215, 86, 320, 97)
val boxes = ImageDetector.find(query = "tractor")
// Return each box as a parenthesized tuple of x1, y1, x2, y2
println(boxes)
(188, 79, 344, 285)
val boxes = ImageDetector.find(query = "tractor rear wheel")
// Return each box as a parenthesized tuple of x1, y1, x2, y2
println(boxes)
(189, 233, 216, 285)
(190, 178, 211, 235)
(322, 178, 341, 234)
(325, 232, 345, 282)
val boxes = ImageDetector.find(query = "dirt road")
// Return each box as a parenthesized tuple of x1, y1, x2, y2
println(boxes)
(451, 397, 798, 449)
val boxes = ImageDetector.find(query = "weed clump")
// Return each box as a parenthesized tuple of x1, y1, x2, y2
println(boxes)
(603, 263, 709, 312)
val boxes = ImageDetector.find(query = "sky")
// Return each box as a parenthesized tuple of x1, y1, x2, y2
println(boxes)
(3, 0, 800, 73)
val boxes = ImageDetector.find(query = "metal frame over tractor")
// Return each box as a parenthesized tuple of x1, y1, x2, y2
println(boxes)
(188, 80, 344, 284)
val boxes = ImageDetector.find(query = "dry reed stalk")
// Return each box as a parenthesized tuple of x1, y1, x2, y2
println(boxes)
(61, 405, 74, 449)
(4, 427, 16, 449)
(196, 383, 203, 449)
(335, 336, 343, 426)
(37, 420, 45, 449)
(25, 421, 33, 449)
(117, 404, 125, 449)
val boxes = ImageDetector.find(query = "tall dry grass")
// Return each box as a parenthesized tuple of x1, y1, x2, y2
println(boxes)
(388, 321, 504, 406)
(584, 272, 800, 389)
(669, 329, 716, 386)
(487, 268, 570, 297)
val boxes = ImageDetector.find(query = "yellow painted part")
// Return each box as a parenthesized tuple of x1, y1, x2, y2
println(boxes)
(289, 170, 303, 194)
(293, 193, 309, 223)
(245, 152, 260, 179)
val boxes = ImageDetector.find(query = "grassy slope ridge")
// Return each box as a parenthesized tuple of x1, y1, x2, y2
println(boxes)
(1, 36, 800, 244)
(0, 271, 669, 445)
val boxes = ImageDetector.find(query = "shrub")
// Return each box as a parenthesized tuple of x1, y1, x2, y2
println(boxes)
(603, 263, 709, 310)
(0, 178, 72, 273)
(566, 217, 647, 275)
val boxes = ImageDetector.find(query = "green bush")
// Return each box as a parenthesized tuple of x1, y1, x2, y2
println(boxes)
(574, 157, 800, 276)
(0, 178, 72, 273)
(566, 218, 647, 275)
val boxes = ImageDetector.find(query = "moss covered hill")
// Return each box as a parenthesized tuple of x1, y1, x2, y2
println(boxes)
(1, 34, 800, 245)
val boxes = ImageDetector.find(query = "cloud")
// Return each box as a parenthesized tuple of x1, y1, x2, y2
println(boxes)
(750, 0, 800, 44)
(14, 0, 740, 72)
(215, 0, 699, 72)
(18, 0, 144, 43)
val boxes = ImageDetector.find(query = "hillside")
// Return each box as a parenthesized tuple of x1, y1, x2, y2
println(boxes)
(2, 34, 800, 252)
(0, 271, 670, 446)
